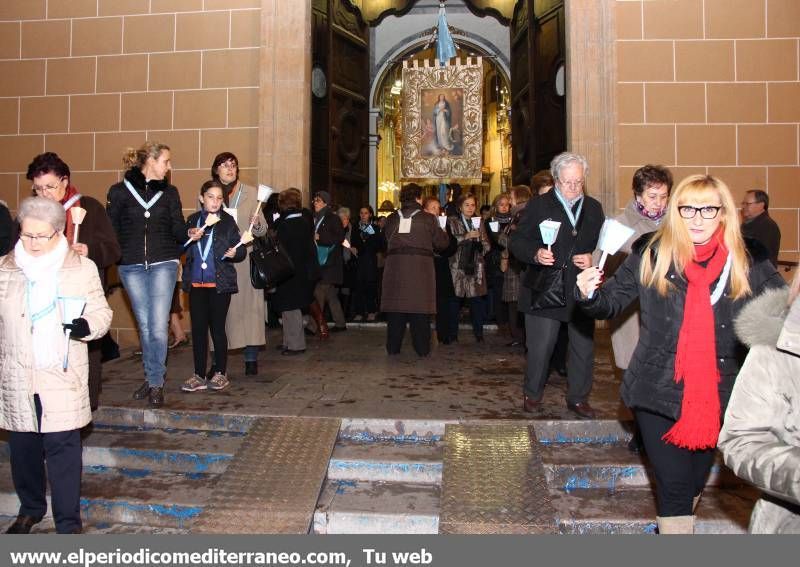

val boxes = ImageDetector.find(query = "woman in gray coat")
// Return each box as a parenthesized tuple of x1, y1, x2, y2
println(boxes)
(718, 268, 800, 534)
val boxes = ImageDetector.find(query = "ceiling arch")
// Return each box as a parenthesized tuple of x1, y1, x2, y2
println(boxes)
(348, 0, 514, 26)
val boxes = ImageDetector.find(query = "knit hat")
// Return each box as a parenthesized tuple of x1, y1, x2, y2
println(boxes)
(314, 190, 331, 205)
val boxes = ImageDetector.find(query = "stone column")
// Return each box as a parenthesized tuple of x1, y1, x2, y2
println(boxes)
(259, 0, 312, 198)
(565, 0, 617, 213)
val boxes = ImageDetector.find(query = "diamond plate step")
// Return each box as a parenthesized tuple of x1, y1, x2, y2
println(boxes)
(439, 423, 556, 534)
(552, 487, 758, 534)
(328, 439, 443, 485)
(313, 480, 439, 534)
(540, 443, 745, 491)
(0, 462, 213, 529)
(193, 417, 340, 534)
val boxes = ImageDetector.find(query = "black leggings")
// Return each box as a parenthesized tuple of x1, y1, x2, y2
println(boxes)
(189, 287, 232, 376)
(635, 409, 716, 517)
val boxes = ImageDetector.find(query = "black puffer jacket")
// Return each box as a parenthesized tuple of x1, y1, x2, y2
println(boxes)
(579, 234, 785, 420)
(182, 210, 245, 294)
(107, 168, 185, 266)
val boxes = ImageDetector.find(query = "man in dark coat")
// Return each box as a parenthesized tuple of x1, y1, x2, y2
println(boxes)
(509, 152, 604, 418)
(0, 201, 12, 256)
(741, 189, 781, 268)
(312, 190, 347, 331)
(381, 184, 451, 356)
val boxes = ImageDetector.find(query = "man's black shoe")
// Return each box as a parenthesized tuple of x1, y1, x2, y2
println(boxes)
(245, 361, 258, 375)
(5, 515, 41, 534)
(132, 381, 150, 400)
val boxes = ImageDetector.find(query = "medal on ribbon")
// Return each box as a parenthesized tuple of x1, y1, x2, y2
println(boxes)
(124, 179, 163, 218)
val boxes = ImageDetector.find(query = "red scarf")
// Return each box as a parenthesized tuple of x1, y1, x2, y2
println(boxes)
(662, 228, 728, 450)
(60, 185, 81, 243)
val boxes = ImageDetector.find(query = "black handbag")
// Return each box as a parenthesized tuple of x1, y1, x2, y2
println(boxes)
(249, 235, 295, 290)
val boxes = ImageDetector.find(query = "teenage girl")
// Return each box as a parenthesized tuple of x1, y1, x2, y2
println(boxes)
(182, 180, 246, 392)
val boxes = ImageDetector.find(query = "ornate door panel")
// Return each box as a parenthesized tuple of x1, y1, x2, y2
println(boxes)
(311, 0, 329, 195)
(310, 0, 370, 213)
(510, 0, 566, 184)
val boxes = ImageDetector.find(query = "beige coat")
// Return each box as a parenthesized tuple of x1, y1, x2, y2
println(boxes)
(224, 183, 267, 349)
(597, 200, 661, 369)
(718, 287, 800, 534)
(0, 249, 112, 433)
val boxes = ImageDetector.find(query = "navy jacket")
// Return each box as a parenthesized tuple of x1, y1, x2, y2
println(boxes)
(183, 209, 245, 294)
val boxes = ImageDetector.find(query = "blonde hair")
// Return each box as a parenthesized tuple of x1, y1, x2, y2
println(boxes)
(122, 141, 170, 170)
(640, 174, 751, 299)
(490, 192, 511, 217)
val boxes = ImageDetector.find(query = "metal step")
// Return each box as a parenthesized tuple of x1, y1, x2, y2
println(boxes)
(0, 462, 214, 529)
(313, 479, 440, 534)
(328, 439, 443, 485)
(0, 515, 188, 534)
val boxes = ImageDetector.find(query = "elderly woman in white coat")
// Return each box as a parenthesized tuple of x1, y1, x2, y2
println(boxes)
(211, 152, 267, 376)
(718, 266, 800, 534)
(0, 197, 112, 534)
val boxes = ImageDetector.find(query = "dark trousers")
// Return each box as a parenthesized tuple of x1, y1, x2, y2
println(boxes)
(635, 410, 716, 517)
(8, 395, 82, 533)
(189, 287, 232, 376)
(505, 300, 524, 342)
(523, 313, 594, 404)
(352, 278, 378, 316)
(487, 275, 506, 324)
(386, 312, 432, 356)
(448, 295, 486, 340)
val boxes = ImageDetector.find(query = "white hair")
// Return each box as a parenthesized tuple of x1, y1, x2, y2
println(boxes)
(17, 196, 65, 232)
(550, 151, 589, 182)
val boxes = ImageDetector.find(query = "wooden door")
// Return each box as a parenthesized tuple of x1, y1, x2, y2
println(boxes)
(510, 0, 566, 185)
(311, 0, 370, 213)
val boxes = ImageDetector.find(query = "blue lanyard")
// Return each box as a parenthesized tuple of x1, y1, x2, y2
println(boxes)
(196, 215, 214, 265)
(231, 185, 243, 208)
(553, 187, 583, 231)
(26, 281, 56, 333)
(124, 179, 163, 217)
(460, 214, 473, 231)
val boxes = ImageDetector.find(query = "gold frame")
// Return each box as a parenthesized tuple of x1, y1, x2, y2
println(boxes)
(400, 57, 483, 184)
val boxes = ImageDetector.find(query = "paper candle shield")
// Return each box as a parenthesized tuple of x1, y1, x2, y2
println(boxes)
(596, 219, 636, 263)
(257, 184, 274, 203)
(59, 296, 87, 371)
(437, 216, 447, 229)
(471, 217, 482, 229)
(489, 221, 499, 233)
(70, 207, 87, 226)
(539, 220, 561, 246)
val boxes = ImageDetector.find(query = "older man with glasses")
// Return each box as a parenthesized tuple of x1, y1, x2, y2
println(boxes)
(740, 189, 781, 268)
(509, 151, 605, 419)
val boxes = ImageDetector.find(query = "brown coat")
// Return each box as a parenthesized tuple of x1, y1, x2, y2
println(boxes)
(380, 203, 450, 314)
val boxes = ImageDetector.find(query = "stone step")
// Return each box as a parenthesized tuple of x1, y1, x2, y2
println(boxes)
(92, 407, 256, 433)
(328, 439, 443, 485)
(313, 480, 440, 534)
(533, 420, 634, 445)
(0, 462, 214, 529)
(540, 443, 744, 491)
(552, 487, 758, 534)
(0, 515, 188, 534)
(0, 425, 243, 475)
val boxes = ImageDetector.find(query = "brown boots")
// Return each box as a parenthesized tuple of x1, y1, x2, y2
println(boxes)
(308, 301, 329, 339)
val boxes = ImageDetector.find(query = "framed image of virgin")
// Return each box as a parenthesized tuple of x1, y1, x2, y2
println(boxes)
(401, 57, 483, 184)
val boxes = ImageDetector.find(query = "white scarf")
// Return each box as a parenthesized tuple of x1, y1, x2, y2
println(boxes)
(14, 236, 68, 370)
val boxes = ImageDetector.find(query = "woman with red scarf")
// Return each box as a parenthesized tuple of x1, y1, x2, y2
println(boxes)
(26, 153, 120, 411)
(577, 175, 784, 534)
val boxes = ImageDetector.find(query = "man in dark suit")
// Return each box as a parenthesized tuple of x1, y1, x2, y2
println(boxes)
(510, 152, 605, 419)
(741, 189, 781, 268)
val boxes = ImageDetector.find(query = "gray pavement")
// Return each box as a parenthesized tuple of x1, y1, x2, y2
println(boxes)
(100, 325, 631, 422)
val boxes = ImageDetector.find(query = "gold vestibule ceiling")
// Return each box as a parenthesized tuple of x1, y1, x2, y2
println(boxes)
(347, 0, 515, 25)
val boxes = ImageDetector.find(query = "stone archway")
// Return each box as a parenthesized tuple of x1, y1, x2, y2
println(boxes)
(256, 0, 617, 210)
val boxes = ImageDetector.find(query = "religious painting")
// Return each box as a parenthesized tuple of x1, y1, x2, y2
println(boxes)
(401, 57, 483, 184)
(420, 88, 464, 157)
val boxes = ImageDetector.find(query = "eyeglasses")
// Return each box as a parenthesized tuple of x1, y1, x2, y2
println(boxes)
(217, 160, 237, 170)
(740, 201, 757, 206)
(558, 179, 584, 190)
(19, 231, 59, 243)
(678, 205, 722, 219)
(31, 178, 64, 194)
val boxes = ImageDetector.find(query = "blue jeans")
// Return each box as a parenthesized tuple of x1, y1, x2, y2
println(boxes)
(119, 261, 178, 388)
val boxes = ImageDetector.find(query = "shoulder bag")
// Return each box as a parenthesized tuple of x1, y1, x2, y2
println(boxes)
(250, 235, 295, 290)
